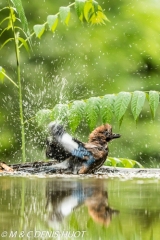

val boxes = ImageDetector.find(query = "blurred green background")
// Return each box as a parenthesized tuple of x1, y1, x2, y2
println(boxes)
(0, 0, 160, 166)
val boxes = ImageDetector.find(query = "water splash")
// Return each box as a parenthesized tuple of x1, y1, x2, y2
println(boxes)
(59, 77, 68, 104)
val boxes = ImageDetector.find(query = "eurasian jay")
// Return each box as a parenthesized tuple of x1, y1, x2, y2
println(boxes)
(45, 122, 120, 174)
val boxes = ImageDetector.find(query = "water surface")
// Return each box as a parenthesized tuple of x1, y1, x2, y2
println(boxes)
(0, 176, 160, 240)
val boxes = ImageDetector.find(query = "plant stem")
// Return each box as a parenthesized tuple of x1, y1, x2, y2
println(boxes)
(9, 1, 26, 162)
(17, 52, 26, 163)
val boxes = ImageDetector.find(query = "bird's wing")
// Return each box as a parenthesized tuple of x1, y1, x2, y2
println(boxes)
(46, 137, 72, 161)
(48, 122, 93, 160)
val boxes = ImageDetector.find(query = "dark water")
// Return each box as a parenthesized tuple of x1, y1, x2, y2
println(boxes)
(0, 176, 160, 240)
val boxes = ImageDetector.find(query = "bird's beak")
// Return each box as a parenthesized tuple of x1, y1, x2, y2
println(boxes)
(111, 133, 121, 139)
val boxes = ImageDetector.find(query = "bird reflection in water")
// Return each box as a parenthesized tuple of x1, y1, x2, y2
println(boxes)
(45, 179, 119, 229)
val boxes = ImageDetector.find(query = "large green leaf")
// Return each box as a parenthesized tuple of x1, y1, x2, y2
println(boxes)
(75, 0, 86, 22)
(33, 24, 45, 38)
(68, 100, 85, 132)
(131, 91, 146, 121)
(85, 97, 100, 130)
(148, 90, 159, 119)
(100, 94, 116, 124)
(47, 15, 58, 32)
(59, 6, 70, 26)
(114, 92, 131, 125)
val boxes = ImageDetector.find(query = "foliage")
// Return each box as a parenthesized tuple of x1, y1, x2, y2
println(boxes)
(36, 90, 159, 131)
(33, 0, 108, 38)
(106, 157, 143, 168)
(0, 0, 31, 162)
(0, 0, 160, 168)
(0, 0, 108, 163)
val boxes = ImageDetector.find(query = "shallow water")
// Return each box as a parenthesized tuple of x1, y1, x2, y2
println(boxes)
(0, 176, 160, 240)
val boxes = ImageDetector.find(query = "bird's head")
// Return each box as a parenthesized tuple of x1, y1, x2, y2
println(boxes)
(89, 124, 121, 144)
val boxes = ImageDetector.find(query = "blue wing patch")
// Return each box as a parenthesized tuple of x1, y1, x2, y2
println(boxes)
(72, 145, 95, 166)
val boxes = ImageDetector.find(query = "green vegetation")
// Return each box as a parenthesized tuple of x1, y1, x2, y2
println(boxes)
(0, 0, 108, 163)
(0, 0, 160, 167)
(36, 90, 159, 131)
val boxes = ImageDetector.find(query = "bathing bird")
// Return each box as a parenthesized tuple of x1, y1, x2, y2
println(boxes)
(45, 122, 120, 174)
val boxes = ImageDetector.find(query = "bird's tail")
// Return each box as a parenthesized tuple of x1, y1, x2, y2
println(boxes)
(48, 121, 79, 153)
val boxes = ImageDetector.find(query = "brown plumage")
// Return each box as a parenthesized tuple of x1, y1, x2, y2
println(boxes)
(45, 122, 120, 174)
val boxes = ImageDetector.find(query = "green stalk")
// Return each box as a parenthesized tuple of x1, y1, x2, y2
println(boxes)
(17, 49, 26, 162)
(9, 1, 26, 162)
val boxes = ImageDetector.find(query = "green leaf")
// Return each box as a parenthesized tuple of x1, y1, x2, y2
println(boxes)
(93, 0, 99, 14)
(119, 158, 135, 168)
(0, 26, 12, 37)
(0, 7, 10, 12)
(68, 100, 85, 133)
(47, 15, 58, 32)
(75, 0, 86, 22)
(33, 24, 45, 38)
(120, 158, 143, 168)
(85, 97, 100, 130)
(83, 2, 109, 24)
(59, 6, 70, 26)
(89, 5, 109, 24)
(133, 160, 143, 168)
(0, 38, 14, 50)
(106, 157, 143, 168)
(131, 91, 146, 121)
(148, 91, 159, 119)
(84, 1, 93, 22)
(0, 68, 18, 87)
(114, 92, 131, 125)
(0, 16, 10, 26)
(105, 159, 112, 166)
(106, 157, 123, 167)
(11, 0, 30, 36)
(52, 104, 69, 124)
(100, 94, 116, 124)
(18, 37, 29, 52)
(35, 109, 52, 127)
(0, 66, 5, 82)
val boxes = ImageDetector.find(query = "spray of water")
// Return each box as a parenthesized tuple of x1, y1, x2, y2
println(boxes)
(59, 77, 68, 104)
